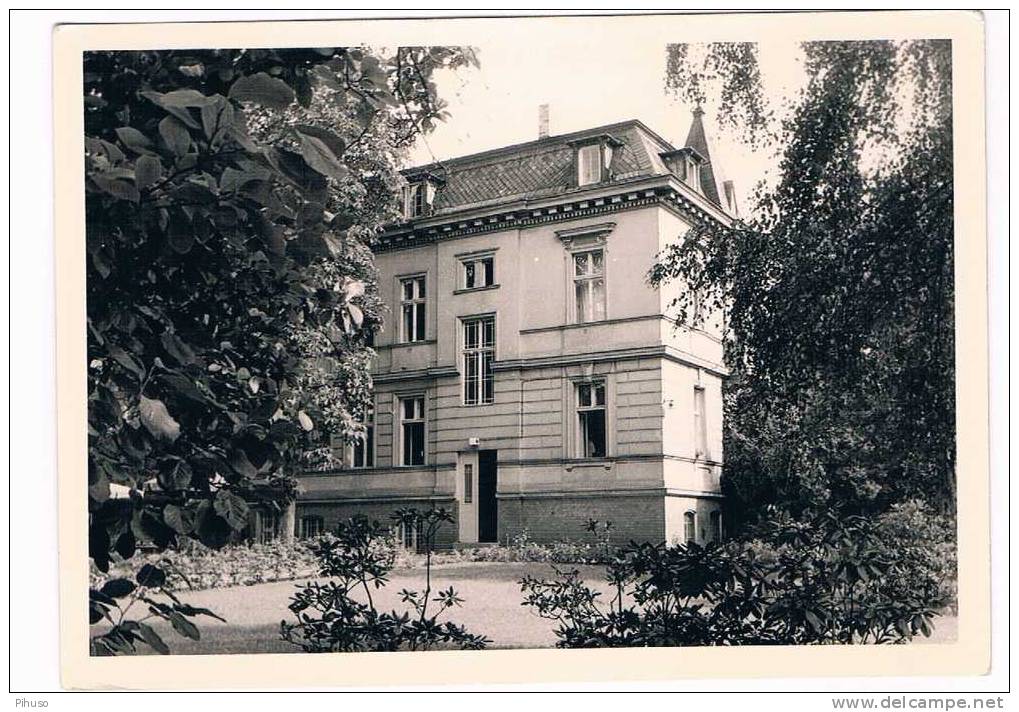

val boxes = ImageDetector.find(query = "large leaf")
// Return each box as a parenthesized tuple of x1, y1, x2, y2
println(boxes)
(213, 489, 250, 531)
(163, 503, 195, 535)
(158, 116, 191, 158)
(135, 154, 162, 190)
(228, 72, 296, 109)
(139, 396, 181, 443)
(115, 126, 153, 154)
(298, 133, 349, 182)
(295, 124, 346, 160)
(136, 563, 167, 588)
(160, 89, 214, 108)
(169, 611, 200, 640)
(101, 578, 136, 599)
(136, 622, 170, 654)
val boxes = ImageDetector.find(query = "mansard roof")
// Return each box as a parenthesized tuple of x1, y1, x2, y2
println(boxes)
(402, 117, 727, 216)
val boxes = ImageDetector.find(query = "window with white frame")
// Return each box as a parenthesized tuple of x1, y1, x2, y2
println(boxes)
(404, 182, 433, 219)
(400, 276, 426, 342)
(684, 511, 697, 543)
(576, 381, 607, 458)
(461, 254, 495, 290)
(462, 316, 495, 405)
(351, 406, 374, 469)
(693, 386, 708, 459)
(577, 144, 602, 186)
(684, 157, 701, 190)
(573, 249, 606, 323)
(300, 515, 324, 539)
(399, 396, 426, 466)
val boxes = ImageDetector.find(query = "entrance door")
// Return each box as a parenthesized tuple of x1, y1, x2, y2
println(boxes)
(478, 449, 498, 543)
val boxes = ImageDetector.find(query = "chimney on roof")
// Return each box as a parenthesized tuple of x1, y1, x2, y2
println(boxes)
(538, 104, 550, 139)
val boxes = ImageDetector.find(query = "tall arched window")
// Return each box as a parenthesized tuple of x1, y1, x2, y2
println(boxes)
(683, 510, 697, 544)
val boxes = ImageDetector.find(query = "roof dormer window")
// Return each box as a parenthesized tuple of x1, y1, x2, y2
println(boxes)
(661, 146, 706, 195)
(404, 182, 433, 219)
(571, 134, 624, 188)
(577, 145, 601, 186)
(402, 171, 444, 220)
(683, 155, 701, 191)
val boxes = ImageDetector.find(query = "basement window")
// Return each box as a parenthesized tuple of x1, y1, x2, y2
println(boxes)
(300, 516, 324, 539)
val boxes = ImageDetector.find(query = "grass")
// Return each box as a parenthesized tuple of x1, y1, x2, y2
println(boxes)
(143, 561, 602, 655)
(136, 560, 959, 655)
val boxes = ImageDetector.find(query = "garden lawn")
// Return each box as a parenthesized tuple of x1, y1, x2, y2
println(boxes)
(139, 561, 958, 655)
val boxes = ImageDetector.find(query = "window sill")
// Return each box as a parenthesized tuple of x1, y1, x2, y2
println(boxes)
(453, 284, 500, 295)
(564, 458, 614, 472)
(388, 339, 437, 349)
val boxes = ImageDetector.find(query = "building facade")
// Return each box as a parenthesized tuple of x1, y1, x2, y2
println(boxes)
(296, 112, 735, 548)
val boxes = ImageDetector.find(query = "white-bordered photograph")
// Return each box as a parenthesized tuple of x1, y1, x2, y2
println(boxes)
(39, 9, 995, 691)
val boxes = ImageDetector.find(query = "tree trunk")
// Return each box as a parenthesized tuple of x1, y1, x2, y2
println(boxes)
(281, 500, 297, 543)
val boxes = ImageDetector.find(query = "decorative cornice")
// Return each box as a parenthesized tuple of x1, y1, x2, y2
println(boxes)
(554, 221, 616, 246)
(377, 180, 730, 253)
(490, 344, 728, 378)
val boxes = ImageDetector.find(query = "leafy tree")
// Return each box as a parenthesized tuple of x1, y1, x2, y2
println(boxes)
(651, 41, 954, 528)
(85, 46, 477, 654)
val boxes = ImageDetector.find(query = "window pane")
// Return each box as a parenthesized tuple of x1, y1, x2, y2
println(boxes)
(353, 437, 364, 468)
(694, 388, 707, 457)
(402, 280, 414, 301)
(464, 465, 473, 504)
(465, 261, 475, 289)
(465, 352, 478, 404)
(594, 383, 605, 406)
(578, 145, 600, 185)
(482, 351, 494, 403)
(483, 258, 494, 286)
(580, 410, 606, 458)
(591, 278, 606, 321)
(577, 383, 591, 407)
(415, 303, 426, 341)
(591, 250, 604, 274)
(402, 304, 414, 341)
(574, 252, 589, 276)
(416, 277, 426, 298)
(684, 512, 696, 543)
(483, 318, 495, 347)
(404, 422, 425, 465)
(576, 281, 588, 322)
(465, 320, 478, 349)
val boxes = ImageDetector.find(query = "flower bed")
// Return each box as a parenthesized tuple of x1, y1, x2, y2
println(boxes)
(90, 539, 320, 593)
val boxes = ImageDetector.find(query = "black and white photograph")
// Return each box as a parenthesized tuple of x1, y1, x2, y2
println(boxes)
(31, 9, 998, 692)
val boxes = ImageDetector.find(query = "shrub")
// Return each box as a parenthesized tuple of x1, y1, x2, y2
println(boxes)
(520, 511, 946, 647)
(90, 563, 226, 656)
(280, 508, 490, 652)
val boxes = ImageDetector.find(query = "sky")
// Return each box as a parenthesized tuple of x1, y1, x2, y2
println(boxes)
(407, 38, 809, 213)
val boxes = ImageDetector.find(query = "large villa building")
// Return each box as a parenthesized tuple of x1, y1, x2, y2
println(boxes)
(293, 110, 736, 548)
